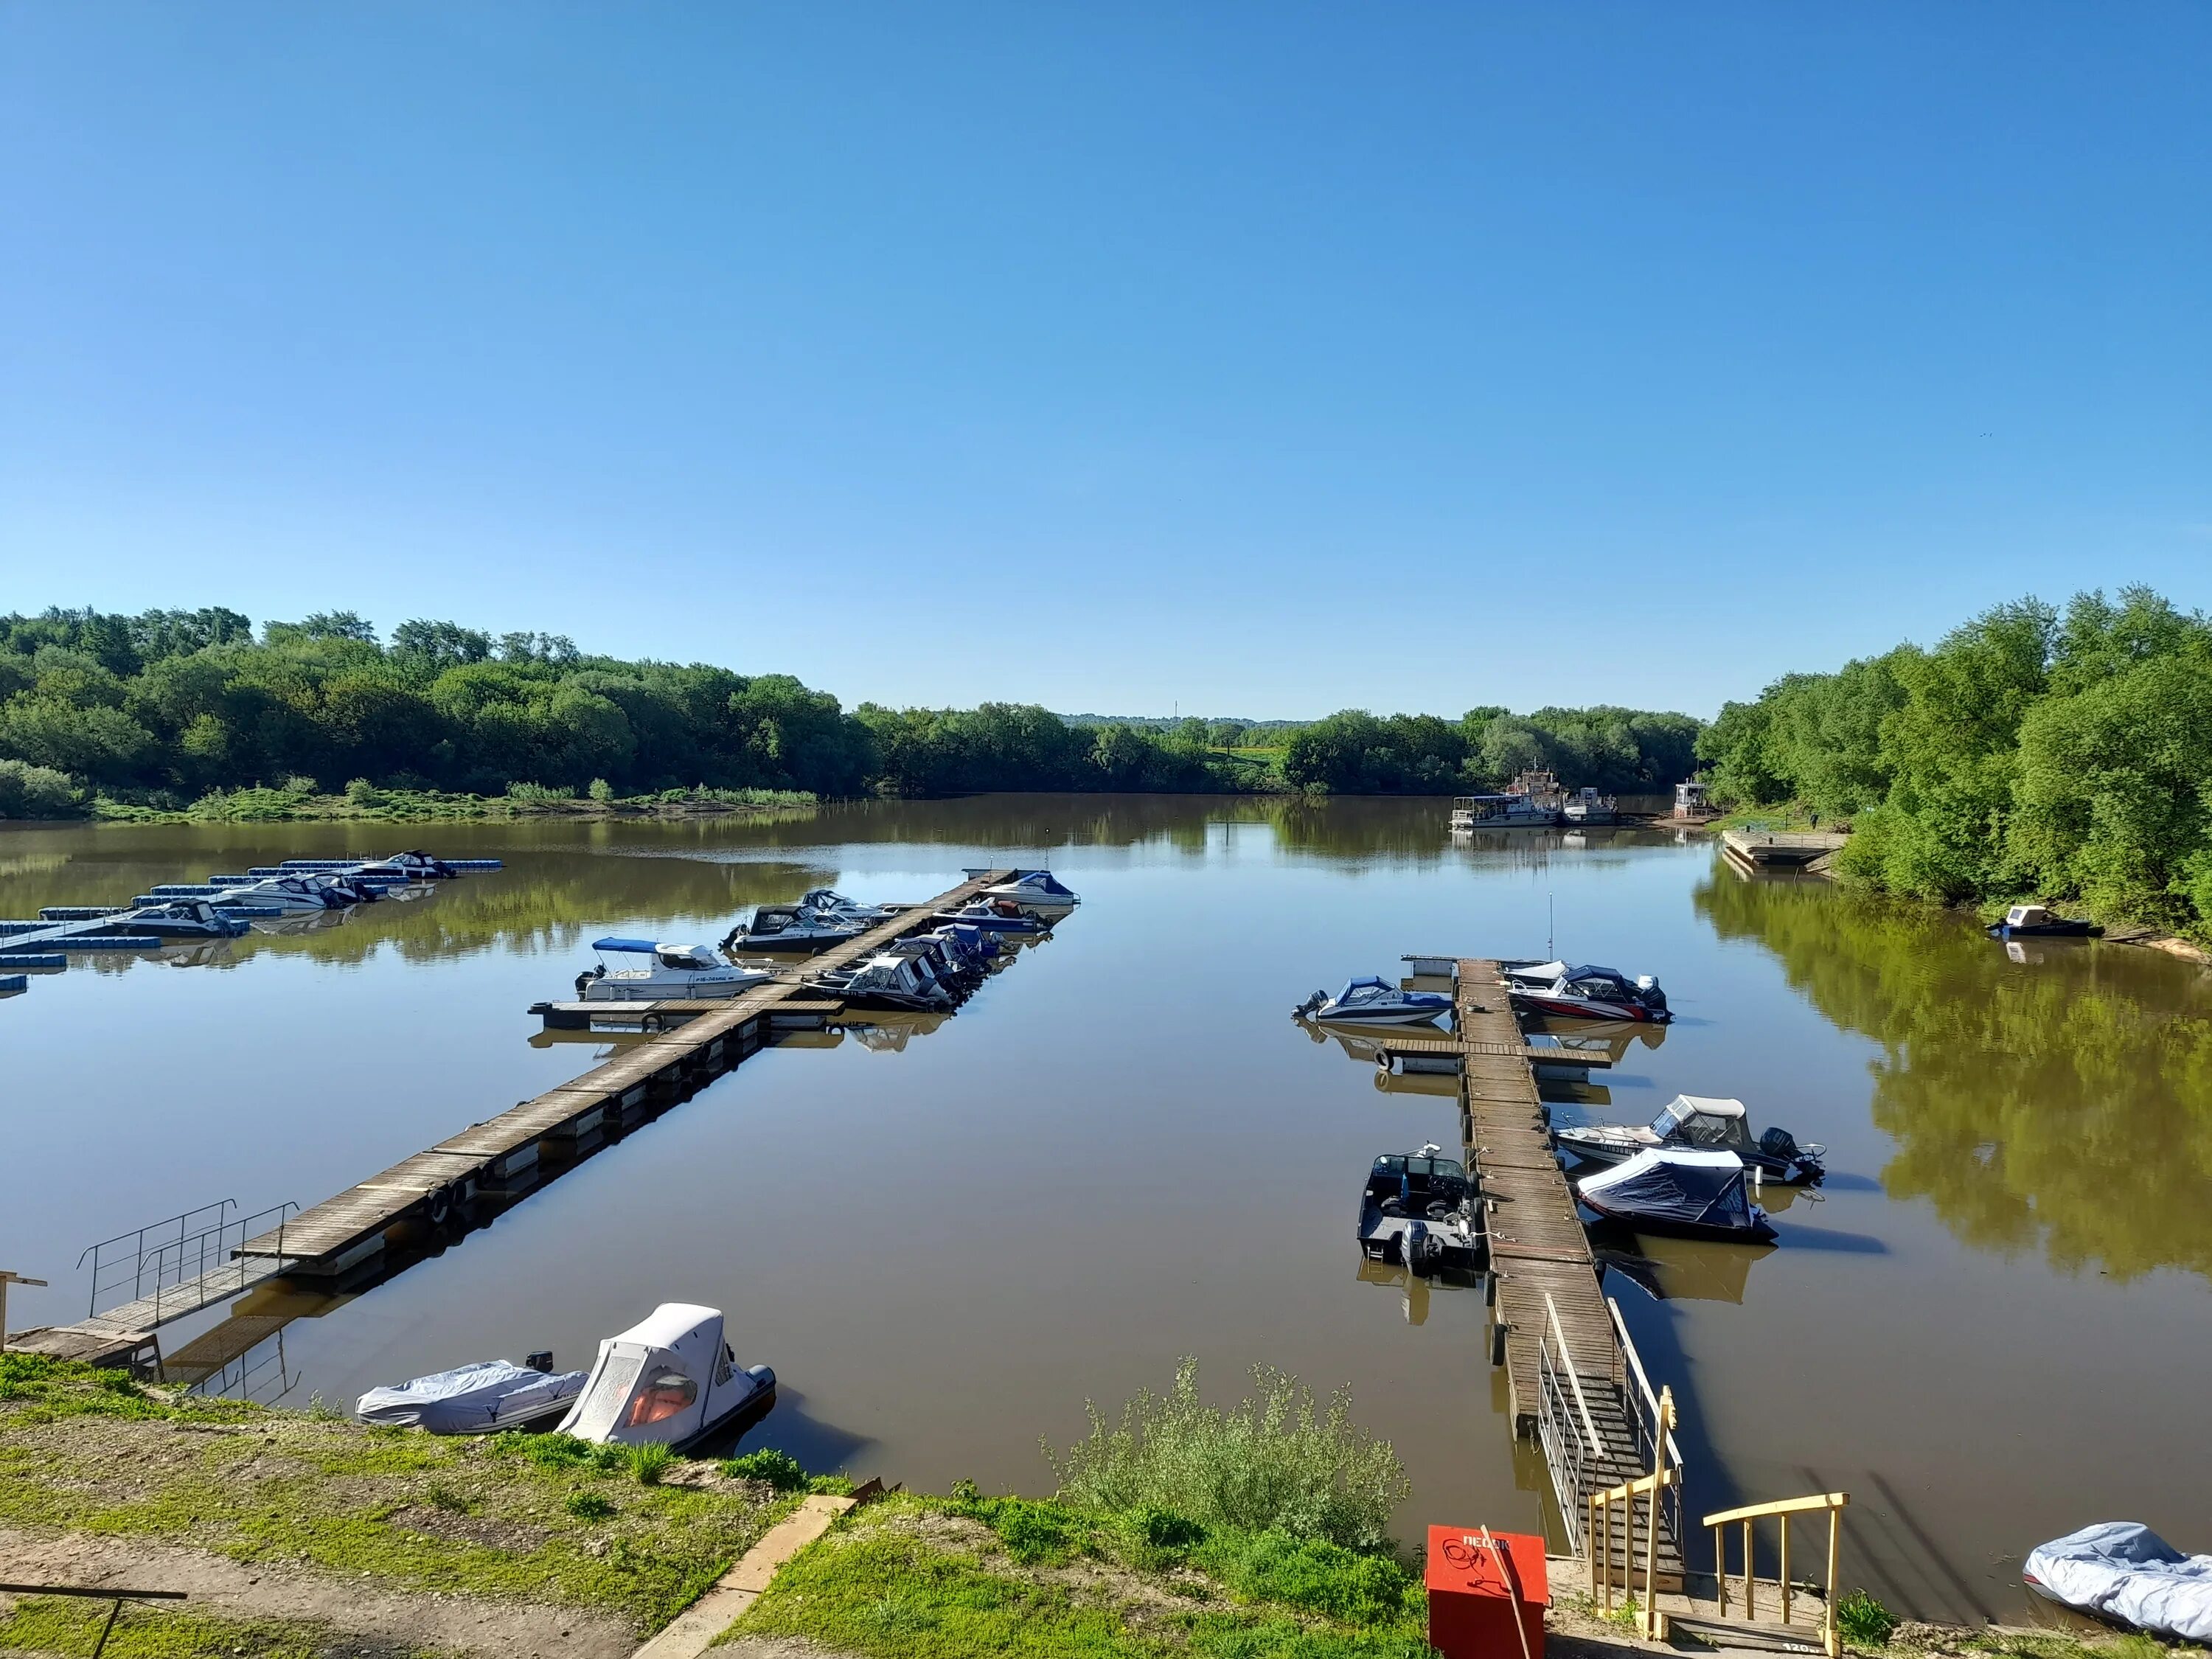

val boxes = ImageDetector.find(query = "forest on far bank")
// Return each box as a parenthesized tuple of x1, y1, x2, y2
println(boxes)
(1697, 586, 2212, 936)
(0, 605, 1700, 817)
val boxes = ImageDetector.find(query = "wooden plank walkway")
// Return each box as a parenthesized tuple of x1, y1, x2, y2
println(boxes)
(13, 874, 1012, 1368)
(1371, 1034, 1612, 1067)
(227, 872, 1006, 1269)
(1453, 959, 1683, 1587)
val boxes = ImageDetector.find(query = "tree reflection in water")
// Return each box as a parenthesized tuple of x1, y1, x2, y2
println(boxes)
(1696, 871, 2212, 1281)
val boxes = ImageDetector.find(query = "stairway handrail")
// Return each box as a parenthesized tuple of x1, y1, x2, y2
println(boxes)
(1703, 1492, 1848, 1526)
(1543, 1291, 1603, 1456)
(1607, 1296, 1683, 1466)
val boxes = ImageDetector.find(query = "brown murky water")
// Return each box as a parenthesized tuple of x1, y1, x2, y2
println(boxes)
(3, 797, 2208, 1618)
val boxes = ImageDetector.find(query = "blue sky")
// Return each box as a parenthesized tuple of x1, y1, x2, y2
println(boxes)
(2, 4, 2206, 719)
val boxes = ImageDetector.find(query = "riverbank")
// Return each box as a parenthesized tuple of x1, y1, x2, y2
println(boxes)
(83, 785, 818, 825)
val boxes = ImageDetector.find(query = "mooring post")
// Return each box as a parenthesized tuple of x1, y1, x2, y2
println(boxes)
(0, 1270, 49, 1352)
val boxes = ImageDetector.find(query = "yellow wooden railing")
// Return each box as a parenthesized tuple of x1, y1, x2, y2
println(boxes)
(1702, 1492, 1851, 1658)
(1585, 1383, 1676, 1639)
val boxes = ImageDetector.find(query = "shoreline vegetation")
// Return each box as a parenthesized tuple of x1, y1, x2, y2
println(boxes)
(1696, 587, 2212, 946)
(0, 605, 1696, 821)
(0, 1354, 2183, 1659)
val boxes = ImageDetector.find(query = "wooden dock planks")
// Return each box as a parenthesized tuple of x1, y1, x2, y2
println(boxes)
(1453, 959, 1681, 1583)
(230, 872, 1011, 1270)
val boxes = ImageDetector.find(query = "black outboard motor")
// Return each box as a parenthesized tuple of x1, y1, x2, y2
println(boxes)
(1635, 975, 1669, 1015)
(1759, 1125, 1824, 1182)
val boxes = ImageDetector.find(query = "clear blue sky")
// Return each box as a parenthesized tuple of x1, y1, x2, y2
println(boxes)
(3, 4, 2206, 719)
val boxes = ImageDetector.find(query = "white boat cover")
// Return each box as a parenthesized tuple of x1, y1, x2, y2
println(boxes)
(1580, 1149, 1756, 1230)
(557, 1302, 771, 1447)
(2025, 1523, 2212, 1642)
(355, 1360, 585, 1433)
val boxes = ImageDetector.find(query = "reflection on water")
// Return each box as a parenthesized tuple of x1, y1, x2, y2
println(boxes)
(6, 800, 2211, 1624)
(1697, 874, 2212, 1282)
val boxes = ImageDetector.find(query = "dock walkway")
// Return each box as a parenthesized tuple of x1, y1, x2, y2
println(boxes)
(1453, 959, 1683, 1586)
(12, 873, 1009, 1362)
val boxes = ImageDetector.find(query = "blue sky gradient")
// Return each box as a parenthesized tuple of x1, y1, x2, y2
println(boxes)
(3, 4, 2206, 717)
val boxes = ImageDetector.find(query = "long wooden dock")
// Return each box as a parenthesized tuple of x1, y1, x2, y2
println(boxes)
(13, 873, 1010, 1361)
(1452, 959, 1683, 1585)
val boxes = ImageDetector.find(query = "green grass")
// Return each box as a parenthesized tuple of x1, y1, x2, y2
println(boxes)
(1837, 1588, 1899, 1647)
(0, 1356, 791, 1632)
(725, 1494, 1433, 1659)
(0, 1595, 464, 1658)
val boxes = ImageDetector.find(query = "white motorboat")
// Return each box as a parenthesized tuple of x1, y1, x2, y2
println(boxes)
(1555, 1095, 1826, 1184)
(723, 905, 868, 953)
(1562, 787, 1616, 824)
(575, 939, 774, 1002)
(209, 874, 358, 914)
(557, 1303, 774, 1451)
(1293, 975, 1453, 1026)
(1502, 960, 1671, 1023)
(966, 868, 1081, 917)
(798, 887, 899, 923)
(932, 898, 1051, 934)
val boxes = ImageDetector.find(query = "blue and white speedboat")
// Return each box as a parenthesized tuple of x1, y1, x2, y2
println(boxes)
(1294, 977, 1454, 1026)
(574, 939, 774, 1001)
(932, 898, 1051, 934)
(722, 905, 867, 953)
(799, 888, 900, 924)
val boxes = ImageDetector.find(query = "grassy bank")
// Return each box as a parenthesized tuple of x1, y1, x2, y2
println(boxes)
(86, 782, 817, 824)
(0, 1354, 796, 1643)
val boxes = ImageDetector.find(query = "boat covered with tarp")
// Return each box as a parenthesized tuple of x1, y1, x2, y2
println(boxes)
(355, 1359, 586, 1433)
(1576, 1147, 1774, 1242)
(2025, 1523, 2212, 1643)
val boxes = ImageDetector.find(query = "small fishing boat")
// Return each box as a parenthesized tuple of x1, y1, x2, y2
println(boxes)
(1503, 961, 1671, 1023)
(722, 905, 867, 953)
(1576, 1148, 1775, 1242)
(810, 953, 954, 1012)
(574, 939, 774, 1002)
(2025, 1524, 2212, 1643)
(933, 898, 1051, 934)
(1555, 1095, 1825, 1184)
(557, 1303, 775, 1451)
(355, 1355, 586, 1433)
(1357, 1144, 1481, 1275)
(1987, 904, 2098, 939)
(1294, 976, 1454, 1026)
(967, 869, 1082, 917)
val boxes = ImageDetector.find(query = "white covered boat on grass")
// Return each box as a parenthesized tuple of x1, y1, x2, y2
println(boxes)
(356, 1357, 586, 1433)
(557, 1304, 774, 1451)
(2025, 1523, 2212, 1643)
(574, 939, 774, 1002)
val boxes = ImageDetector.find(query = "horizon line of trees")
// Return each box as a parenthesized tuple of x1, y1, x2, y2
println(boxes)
(0, 604, 1703, 815)
(1696, 585, 2212, 935)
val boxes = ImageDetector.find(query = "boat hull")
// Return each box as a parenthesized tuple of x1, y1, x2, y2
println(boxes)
(1579, 1194, 1775, 1243)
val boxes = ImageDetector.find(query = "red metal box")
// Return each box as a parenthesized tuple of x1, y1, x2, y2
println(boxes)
(1426, 1526, 1548, 1659)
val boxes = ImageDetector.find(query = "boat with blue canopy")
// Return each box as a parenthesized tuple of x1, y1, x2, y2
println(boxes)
(1294, 976, 1453, 1026)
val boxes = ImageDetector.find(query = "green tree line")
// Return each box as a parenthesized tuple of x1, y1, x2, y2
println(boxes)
(1697, 586, 2212, 933)
(0, 605, 1701, 815)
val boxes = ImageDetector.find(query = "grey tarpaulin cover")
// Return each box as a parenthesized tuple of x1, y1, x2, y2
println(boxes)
(355, 1360, 587, 1434)
(2025, 1523, 2212, 1643)
(1579, 1148, 1753, 1230)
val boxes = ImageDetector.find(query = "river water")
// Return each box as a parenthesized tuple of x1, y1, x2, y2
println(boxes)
(3, 796, 2208, 1618)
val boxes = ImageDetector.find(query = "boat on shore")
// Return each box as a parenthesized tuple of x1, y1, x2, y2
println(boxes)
(1576, 1147, 1775, 1242)
(557, 1304, 775, 1451)
(2025, 1523, 2212, 1643)
(574, 939, 774, 1002)
(356, 1356, 586, 1433)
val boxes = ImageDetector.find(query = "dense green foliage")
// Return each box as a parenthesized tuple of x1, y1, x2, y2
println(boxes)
(1697, 588, 2212, 933)
(1281, 705, 1699, 794)
(0, 605, 1702, 814)
(1044, 1359, 1411, 1552)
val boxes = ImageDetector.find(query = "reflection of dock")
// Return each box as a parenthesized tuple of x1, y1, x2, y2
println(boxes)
(1720, 830, 1847, 870)
(1451, 960, 1683, 1586)
(13, 872, 1012, 1367)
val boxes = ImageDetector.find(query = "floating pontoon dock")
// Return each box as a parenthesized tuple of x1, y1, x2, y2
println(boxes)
(10, 872, 1015, 1366)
